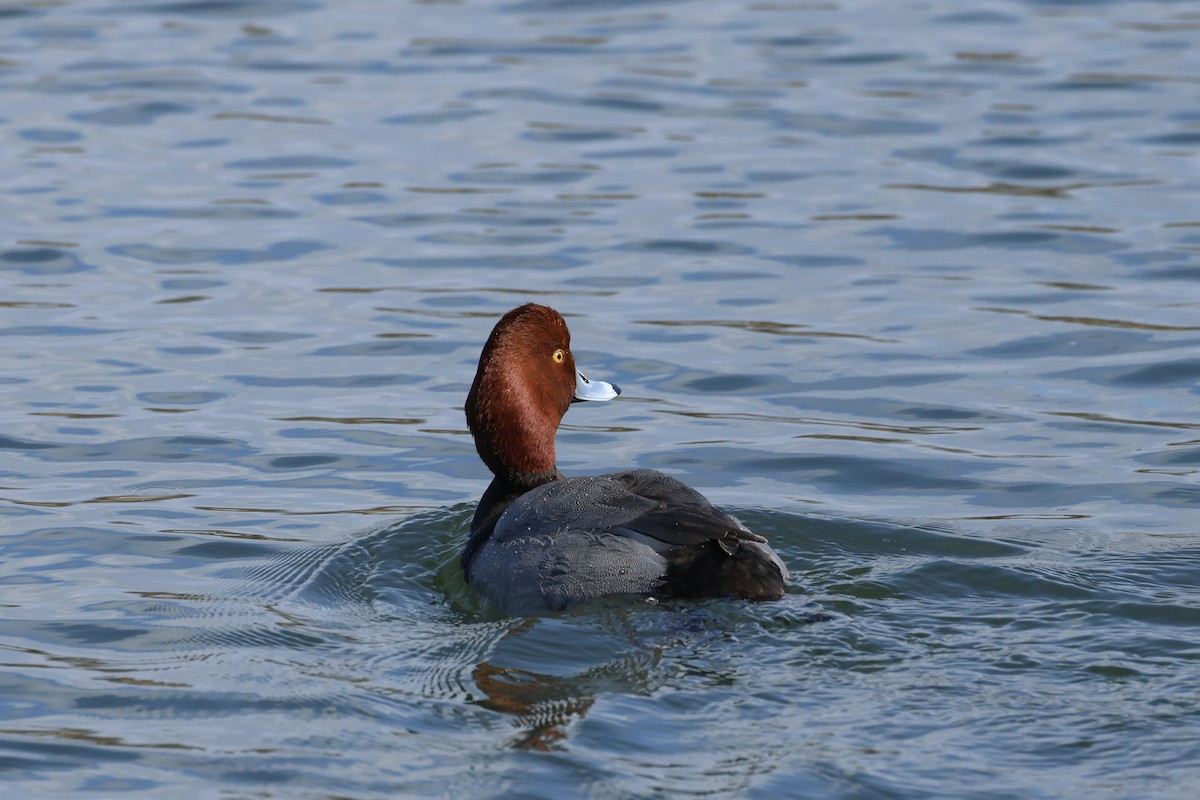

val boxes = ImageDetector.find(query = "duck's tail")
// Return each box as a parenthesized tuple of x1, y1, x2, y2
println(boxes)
(661, 537, 788, 601)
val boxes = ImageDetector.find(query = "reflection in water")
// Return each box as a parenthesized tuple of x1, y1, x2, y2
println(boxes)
(473, 661, 593, 750)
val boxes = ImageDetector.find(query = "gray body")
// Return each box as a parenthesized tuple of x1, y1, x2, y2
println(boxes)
(465, 468, 789, 613)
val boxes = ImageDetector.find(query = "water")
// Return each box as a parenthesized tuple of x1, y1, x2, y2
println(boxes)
(2, 0, 1199, 796)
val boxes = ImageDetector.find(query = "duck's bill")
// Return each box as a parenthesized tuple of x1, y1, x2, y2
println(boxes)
(574, 369, 621, 402)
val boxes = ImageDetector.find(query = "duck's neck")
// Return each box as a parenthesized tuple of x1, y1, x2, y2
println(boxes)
(491, 459, 562, 493)
(474, 468, 561, 525)
(468, 373, 563, 481)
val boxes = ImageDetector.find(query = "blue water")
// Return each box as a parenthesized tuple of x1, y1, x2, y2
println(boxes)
(2, 0, 1199, 796)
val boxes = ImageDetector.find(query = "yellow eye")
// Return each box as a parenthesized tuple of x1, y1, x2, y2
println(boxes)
(552, 349, 565, 364)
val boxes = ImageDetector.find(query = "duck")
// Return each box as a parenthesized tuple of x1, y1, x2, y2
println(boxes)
(460, 303, 789, 613)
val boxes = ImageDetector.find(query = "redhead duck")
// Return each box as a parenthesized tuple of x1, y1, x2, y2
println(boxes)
(461, 304, 789, 613)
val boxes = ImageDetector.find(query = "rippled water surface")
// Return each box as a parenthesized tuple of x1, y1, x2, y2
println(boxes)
(3, 0, 1200, 796)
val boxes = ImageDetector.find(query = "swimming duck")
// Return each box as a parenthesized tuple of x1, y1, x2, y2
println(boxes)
(461, 303, 789, 613)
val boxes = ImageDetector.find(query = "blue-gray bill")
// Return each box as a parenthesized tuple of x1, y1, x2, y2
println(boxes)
(574, 369, 620, 402)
